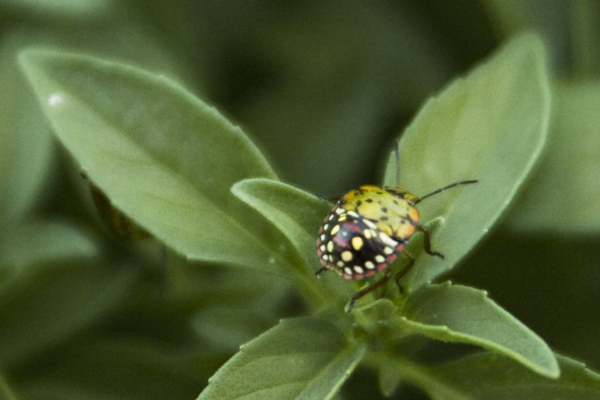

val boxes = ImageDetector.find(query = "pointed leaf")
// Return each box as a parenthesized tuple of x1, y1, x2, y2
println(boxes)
(384, 34, 550, 288)
(376, 352, 600, 400)
(231, 178, 328, 268)
(0, 36, 54, 225)
(396, 282, 559, 378)
(231, 178, 355, 307)
(0, 372, 17, 400)
(428, 352, 600, 400)
(19, 50, 280, 271)
(372, 354, 468, 400)
(197, 317, 366, 400)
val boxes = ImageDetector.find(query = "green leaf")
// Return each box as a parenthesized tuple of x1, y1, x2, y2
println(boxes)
(396, 282, 559, 378)
(231, 179, 328, 268)
(167, 257, 293, 313)
(18, 50, 281, 272)
(0, 0, 112, 19)
(384, 33, 550, 288)
(373, 352, 600, 400)
(571, 2, 600, 77)
(197, 317, 367, 400)
(20, 337, 207, 400)
(428, 352, 600, 400)
(370, 353, 468, 400)
(0, 220, 98, 276)
(231, 178, 355, 308)
(0, 35, 54, 225)
(0, 372, 18, 400)
(507, 81, 600, 233)
(352, 298, 398, 336)
(0, 250, 137, 367)
(192, 306, 277, 353)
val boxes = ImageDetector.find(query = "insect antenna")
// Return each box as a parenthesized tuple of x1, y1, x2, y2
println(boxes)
(414, 180, 479, 204)
(394, 139, 401, 188)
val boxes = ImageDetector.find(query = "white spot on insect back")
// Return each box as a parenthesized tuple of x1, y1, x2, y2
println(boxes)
(48, 93, 64, 106)
(363, 219, 377, 230)
(379, 232, 398, 248)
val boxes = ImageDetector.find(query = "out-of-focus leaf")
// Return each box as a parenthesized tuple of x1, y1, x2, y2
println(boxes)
(0, 0, 113, 19)
(192, 306, 276, 353)
(232, 0, 454, 193)
(452, 232, 600, 371)
(0, 259, 138, 367)
(0, 34, 54, 225)
(507, 81, 600, 233)
(375, 351, 600, 400)
(479, 0, 570, 72)
(0, 219, 98, 276)
(19, 337, 207, 400)
(427, 352, 600, 400)
(0, 372, 17, 400)
(571, 1, 600, 77)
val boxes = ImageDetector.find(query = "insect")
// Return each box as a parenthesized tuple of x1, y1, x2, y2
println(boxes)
(316, 144, 477, 312)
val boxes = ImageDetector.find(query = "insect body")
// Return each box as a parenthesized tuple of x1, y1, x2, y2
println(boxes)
(316, 181, 477, 312)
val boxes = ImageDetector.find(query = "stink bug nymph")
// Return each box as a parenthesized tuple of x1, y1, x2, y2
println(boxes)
(316, 143, 477, 312)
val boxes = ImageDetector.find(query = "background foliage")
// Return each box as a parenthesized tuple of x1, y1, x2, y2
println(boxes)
(1, 1, 600, 399)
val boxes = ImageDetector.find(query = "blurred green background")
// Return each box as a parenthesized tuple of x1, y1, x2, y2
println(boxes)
(1, 1, 600, 399)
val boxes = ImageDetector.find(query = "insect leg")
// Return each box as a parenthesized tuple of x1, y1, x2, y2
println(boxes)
(394, 251, 415, 293)
(346, 269, 393, 313)
(416, 225, 444, 259)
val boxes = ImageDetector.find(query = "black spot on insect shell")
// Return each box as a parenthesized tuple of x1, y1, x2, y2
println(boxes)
(381, 207, 388, 213)
(366, 199, 373, 203)
(380, 216, 388, 221)
(356, 200, 362, 206)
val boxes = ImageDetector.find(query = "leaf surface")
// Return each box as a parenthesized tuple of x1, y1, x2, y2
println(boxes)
(197, 317, 366, 400)
(397, 282, 559, 378)
(19, 50, 280, 271)
(507, 81, 600, 233)
(383, 33, 551, 288)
